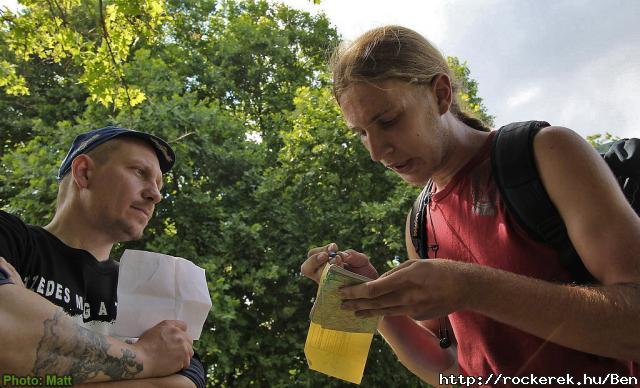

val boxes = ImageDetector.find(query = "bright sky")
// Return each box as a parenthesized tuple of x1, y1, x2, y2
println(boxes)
(2, 0, 638, 138)
(278, 0, 640, 139)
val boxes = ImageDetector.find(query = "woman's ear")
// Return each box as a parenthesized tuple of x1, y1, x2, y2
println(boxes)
(70, 155, 93, 189)
(432, 74, 452, 115)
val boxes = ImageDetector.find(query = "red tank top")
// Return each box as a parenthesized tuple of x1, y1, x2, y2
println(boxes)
(427, 131, 634, 383)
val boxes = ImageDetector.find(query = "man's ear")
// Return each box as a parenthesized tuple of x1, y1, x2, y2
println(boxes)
(432, 73, 452, 115)
(70, 155, 93, 189)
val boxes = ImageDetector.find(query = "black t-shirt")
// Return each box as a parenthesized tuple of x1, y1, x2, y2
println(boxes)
(0, 210, 206, 387)
(0, 210, 118, 330)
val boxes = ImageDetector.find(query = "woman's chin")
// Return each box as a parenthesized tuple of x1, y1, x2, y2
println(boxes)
(400, 173, 428, 187)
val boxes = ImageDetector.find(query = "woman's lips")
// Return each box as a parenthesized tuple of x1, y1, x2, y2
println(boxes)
(389, 159, 413, 174)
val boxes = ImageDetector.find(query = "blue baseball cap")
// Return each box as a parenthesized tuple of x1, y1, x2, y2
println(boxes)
(57, 126, 175, 181)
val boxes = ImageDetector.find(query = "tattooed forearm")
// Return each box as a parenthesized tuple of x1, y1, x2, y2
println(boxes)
(32, 309, 143, 383)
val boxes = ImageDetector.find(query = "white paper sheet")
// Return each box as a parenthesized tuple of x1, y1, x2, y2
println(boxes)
(111, 250, 212, 340)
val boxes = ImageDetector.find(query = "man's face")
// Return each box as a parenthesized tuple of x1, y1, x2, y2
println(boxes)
(339, 79, 450, 186)
(83, 138, 164, 242)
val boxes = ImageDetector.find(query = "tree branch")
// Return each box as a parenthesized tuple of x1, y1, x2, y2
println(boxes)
(170, 132, 195, 143)
(98, 0, 134, 114)
(44, 0, 69, 56)
(47, 0, 68, 27)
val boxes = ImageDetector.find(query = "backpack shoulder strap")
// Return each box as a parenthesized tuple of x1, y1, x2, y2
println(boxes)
(409, 180, 433, 260)
(491, 121, 594, 283)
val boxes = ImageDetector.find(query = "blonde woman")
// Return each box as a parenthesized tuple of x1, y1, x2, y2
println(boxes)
(301, 25, 640, 385)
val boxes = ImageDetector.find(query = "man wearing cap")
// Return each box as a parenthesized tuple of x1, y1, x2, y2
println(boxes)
(0, 127, 205, 387)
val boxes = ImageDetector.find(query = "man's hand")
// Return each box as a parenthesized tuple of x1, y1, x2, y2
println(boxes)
(302, 243, 379, 284)
(134, 320, 194, 378)
(340, 259, 473, 321)
(0, 256, 24, 287)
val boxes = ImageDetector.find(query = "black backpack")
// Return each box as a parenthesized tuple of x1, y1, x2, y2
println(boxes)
(409, 121, 640, 284)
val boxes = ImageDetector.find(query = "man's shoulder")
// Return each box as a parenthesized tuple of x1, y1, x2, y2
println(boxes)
(0, 210, 52, 242)
(0, 210, 38, 270)
(0, 209, 28, 227)
(0, 209, 32, 243)
(0, 210, 76, 269)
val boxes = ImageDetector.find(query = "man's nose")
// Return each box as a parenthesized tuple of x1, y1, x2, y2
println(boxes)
(144, 182, 162, 204)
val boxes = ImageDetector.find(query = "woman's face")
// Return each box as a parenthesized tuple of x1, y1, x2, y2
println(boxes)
(339, 79, 449, 186)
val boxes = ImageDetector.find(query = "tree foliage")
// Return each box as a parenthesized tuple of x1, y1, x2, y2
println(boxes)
(448, 56, 494, 127)
(1, 0, 166, 107)
(586, 132, 620, 153)
(1, 1, 497, 386)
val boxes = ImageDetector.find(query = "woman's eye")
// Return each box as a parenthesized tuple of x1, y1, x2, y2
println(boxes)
(380, 117, 396, 127)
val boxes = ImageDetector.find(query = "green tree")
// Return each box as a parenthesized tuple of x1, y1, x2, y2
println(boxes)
(1, 1, 503, 386)
(448, 56, 494, 127)
(0, 0, 166, 108)
(586, 132, 620, 153)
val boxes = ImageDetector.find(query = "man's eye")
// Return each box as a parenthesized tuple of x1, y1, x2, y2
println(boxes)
(135, 168, 145, 176)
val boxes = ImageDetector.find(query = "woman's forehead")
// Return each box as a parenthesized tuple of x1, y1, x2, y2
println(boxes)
(342, 79, 419, 101)
(340, 81, 418, 118)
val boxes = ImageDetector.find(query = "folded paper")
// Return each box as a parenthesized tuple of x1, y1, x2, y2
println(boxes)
(111, 250, 212, 340)
(309, 264, 379, 333)
(305, 322, 373, 385)
(305, 264, 379, 384)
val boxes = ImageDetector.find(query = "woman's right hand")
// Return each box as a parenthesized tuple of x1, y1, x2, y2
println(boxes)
(301, 243, 379, 284)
